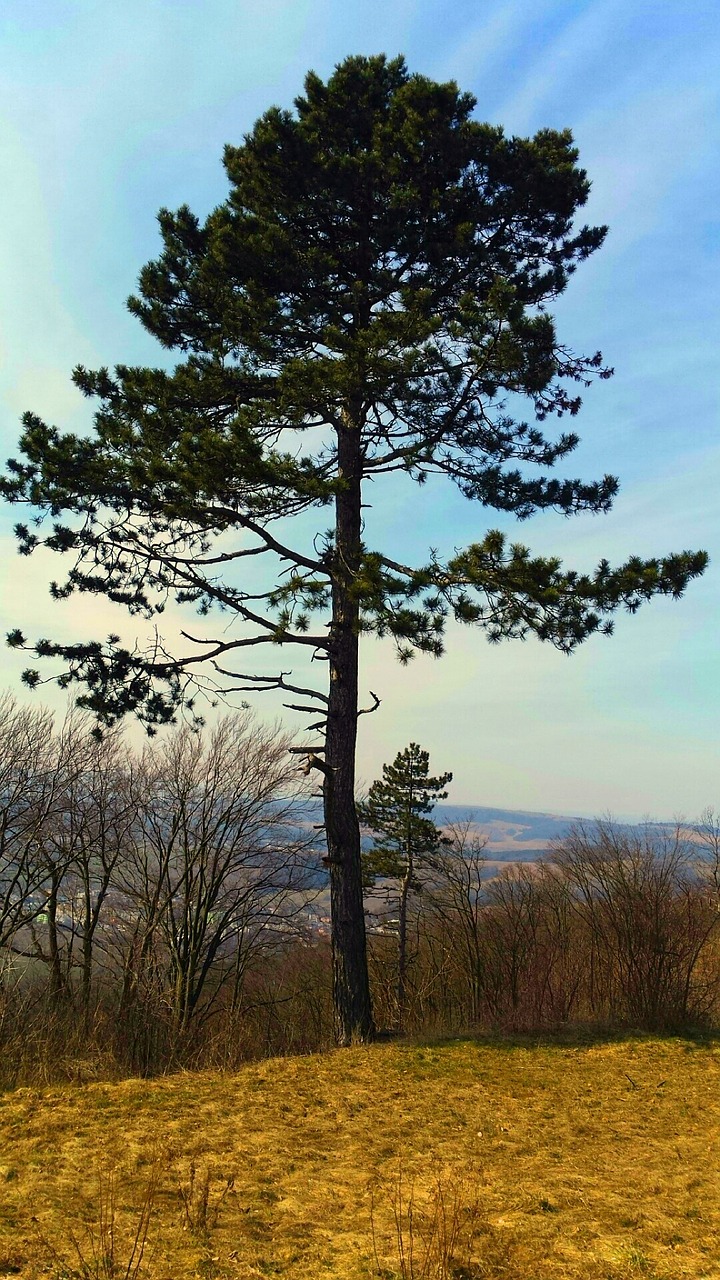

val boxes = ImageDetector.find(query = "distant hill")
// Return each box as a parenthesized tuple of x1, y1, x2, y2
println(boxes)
(433, 803, 581, 864)
(303, 800, 667, 880)
(298, 799, 578, 874)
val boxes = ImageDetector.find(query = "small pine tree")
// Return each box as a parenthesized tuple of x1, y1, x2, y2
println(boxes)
(359, 743, 451, 1027)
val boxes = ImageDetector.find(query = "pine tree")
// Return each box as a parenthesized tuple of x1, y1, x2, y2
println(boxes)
(0, 55, 707, 1043)
(360, 743, 451, 1026)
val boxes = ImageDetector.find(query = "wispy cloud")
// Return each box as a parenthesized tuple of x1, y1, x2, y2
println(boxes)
(490, 0, 633, 130)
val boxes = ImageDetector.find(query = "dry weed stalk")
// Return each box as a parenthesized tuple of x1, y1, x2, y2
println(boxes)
(371, 1164, 487, 1280)
(178, 1161, 236, 1237)
(37, 1152, 165, 1280)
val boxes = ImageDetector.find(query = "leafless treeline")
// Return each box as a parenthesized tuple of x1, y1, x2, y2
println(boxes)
(0, 695, 325, 1081)
(2, 689, 719, 1084)
(369, 816, 720, 1035)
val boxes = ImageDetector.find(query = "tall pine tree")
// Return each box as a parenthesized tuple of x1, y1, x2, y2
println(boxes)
(360, 743, 451, 1026)
(1, 55, 707, 1042)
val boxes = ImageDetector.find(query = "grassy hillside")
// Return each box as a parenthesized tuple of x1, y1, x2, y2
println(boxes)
(1, 1035, 719, 1278)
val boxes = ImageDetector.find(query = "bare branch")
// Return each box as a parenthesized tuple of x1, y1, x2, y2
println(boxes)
(358, 691, 381, 718)
(211, 666, 329, 703)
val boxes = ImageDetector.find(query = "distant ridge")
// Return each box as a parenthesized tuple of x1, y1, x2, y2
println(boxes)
(306, 799, 677, 871)
(434, 803, 582, 863)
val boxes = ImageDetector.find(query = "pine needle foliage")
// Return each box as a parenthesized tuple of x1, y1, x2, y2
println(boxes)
(360, 743, 451, 890)
(360, 743, 451, 1026)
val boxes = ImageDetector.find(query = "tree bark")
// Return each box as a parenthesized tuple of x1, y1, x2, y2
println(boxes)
(81, 874, 93, 1031)
(397, 765, 416, 1029)
(397, 854, 413, 1030)
(45, 870, 66, 1002)
(324, 418, 374, 1044)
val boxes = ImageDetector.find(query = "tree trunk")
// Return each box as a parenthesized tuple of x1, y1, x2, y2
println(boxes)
(397, 768, 416, 1030)
(397, 857, 413, 1029)
(324, 418, 374, 1045)
(81, 885, 93, 1031)
(45, 871, 66, 1002)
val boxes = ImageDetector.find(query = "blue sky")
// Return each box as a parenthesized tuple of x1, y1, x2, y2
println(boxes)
(0, 0, 717, 819)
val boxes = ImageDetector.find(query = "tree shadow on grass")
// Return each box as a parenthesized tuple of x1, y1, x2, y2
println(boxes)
(391, 1022, 720, 1053)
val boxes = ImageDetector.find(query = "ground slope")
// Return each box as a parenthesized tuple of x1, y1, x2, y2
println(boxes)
(1, 1036, 719, 1278)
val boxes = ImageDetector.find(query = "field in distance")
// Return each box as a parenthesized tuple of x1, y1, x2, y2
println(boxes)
(1, 1034, 719, 1278)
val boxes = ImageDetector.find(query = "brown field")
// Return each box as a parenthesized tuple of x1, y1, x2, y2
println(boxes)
(1, 1034, 719, 1278)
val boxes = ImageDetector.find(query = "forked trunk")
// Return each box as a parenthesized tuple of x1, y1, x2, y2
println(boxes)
(323, 418, 374, 1045)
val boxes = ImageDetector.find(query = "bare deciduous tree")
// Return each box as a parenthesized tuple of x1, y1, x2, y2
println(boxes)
(0, 696, 65, 962)
(424, 819, 488, 1025)
(113, 712, 314, 1042)
(549, 821, 719, 1027)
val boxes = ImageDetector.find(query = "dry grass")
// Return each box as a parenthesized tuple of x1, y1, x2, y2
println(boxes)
(1, 1033, 720, 1278)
